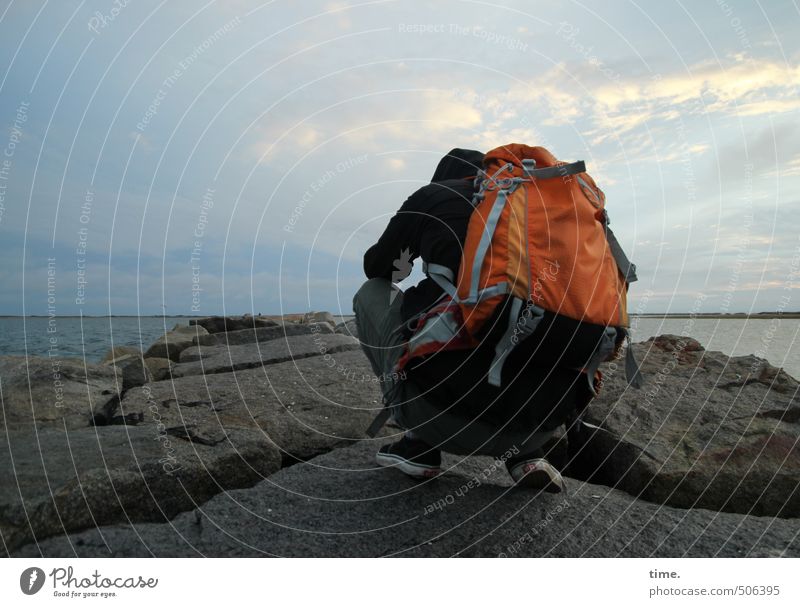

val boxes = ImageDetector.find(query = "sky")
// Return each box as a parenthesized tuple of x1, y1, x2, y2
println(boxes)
(0, 0, 798, 317)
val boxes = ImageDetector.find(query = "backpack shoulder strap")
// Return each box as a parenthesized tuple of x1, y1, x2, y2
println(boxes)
(605, 225, 638, 283)
(423, 262, 459, 300)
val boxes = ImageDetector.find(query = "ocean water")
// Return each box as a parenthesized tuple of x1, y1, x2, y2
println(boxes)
(0, 316, 798, 379)
(0, 317, 194, 363)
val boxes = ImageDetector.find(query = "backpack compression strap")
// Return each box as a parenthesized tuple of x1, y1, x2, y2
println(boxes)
(487, 297, 545, 387)
(624, 335, 645, 389)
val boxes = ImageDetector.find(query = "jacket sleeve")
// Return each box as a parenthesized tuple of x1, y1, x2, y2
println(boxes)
(363, 194, 420, 281)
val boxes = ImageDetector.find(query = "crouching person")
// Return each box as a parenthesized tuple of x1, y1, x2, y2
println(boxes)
(353, 148, 594, 492)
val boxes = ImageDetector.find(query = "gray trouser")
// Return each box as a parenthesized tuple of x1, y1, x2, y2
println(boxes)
(353, 278, 557, 457)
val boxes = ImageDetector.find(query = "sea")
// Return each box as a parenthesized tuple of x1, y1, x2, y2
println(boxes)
(0, 316, 798, 379)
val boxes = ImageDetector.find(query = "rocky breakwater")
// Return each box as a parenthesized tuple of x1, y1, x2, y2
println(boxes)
(1, 315, 379, 553)
(4, 325, 799, 557)
(570, 334, 800, 518)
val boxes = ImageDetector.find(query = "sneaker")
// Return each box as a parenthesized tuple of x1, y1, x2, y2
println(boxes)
(507, 456, 564, 493)
(376, 436, 442, 479)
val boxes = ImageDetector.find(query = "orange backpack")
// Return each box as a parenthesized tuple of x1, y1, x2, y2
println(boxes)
(400, 143, 643, 392)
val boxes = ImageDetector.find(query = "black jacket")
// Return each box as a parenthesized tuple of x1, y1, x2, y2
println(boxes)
(363, 148, 484, 325)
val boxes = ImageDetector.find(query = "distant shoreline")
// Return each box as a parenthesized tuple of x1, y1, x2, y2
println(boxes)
(2, 313, 799, 320)
(631, 313, 800, 320)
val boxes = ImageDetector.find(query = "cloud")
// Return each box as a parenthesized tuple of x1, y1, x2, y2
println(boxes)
(716, 120, 800, 181)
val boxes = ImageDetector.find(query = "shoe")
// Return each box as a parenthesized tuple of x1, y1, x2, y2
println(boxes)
(376, 436, 442, 479)
(507, 456, 564, 493)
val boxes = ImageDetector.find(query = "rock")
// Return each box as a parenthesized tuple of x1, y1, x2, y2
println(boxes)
(101, 345, 141, 364)
(117, 349, 381, 463)
(106, 354, 151, 392)
(193, 322, 333, 347)
(570, 334, 800, 518)
(0, 356, 121, 429)
(174, 333, 361, 377)
(143, 357, 174, 382)
(190, 316, 279, 334)
(14, 441, 800, 557)
(335, 319, 359, 339)
(266, 313, 306, 324)
(0, 425, 281, 552)
(144, 324, 208, 362)
(304, 311, 335, 328)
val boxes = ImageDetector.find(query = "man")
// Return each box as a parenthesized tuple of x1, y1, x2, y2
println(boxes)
(353, 149, 591, 492)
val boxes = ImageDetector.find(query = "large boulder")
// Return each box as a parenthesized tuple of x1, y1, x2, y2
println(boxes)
(0, 356, 121, 429)
(117, 349, 381, 463)
(304, 311, 336, 328)
(174, 333, 361, 377)
(193, 322, 333, 347)
(190, 315, 279, 334)
(104, 354, 151, 392)
(101, 345, 141, 364)
(13, 441, 800, 557)
(571, 334, 800, 518)
(0, 425, 281, 552)
(144, 324, 208, 362)
(335, 318, 359, 339)
(143, 357, 174, 382)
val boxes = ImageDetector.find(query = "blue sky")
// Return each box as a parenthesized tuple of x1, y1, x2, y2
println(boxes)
(0, 0, 798, 317)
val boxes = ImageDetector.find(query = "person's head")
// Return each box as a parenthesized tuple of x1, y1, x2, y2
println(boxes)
(430, 148, 484, 182)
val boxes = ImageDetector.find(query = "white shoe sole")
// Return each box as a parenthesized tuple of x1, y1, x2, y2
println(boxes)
(376, 452, 441, 479)
(510, 458, 564, 493)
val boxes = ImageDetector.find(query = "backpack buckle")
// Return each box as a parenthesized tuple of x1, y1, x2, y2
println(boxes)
(522, 159, 537, 175)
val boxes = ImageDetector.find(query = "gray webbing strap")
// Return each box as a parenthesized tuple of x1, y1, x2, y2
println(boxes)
(586, 327, 617, 396)
(524, 160, 586, 180)
(625, 335, 644, 388)
(423, 262, 454, 282)
(487, 299, 544, 387)
(427, 273, 458, 300)
(423, 262, 459, 300)
(475, 281, 509, 301)
(366, 407, 392, 437)
(606, 226, 638, 283)
(469, 188, 509, 304)
(577, 175, 601, 206)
